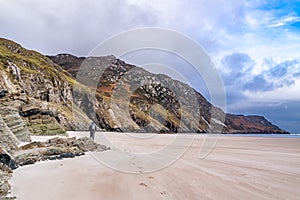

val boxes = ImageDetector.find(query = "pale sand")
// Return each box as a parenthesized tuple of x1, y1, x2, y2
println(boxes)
(9, 132, 300, 200)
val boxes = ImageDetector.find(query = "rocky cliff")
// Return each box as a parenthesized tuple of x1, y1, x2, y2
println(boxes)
(48, 53, 288, 134)
(0, 38, 92, 137)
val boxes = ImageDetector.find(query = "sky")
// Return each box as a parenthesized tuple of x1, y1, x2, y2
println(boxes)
(0, 0, 299, 133)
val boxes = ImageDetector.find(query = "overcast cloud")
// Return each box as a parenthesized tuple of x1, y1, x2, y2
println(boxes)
(0, 0, 299, 133)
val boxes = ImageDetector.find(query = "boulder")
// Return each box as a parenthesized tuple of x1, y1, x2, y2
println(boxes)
(0, 90, 8, 98)
(20, 141, 46, 150)
(0, 148, 18, 170)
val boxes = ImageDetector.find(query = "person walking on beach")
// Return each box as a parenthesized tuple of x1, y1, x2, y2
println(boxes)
(89, 122, 97, 140)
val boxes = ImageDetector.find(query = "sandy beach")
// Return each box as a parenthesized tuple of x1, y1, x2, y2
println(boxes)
(9, 132, 300, 200)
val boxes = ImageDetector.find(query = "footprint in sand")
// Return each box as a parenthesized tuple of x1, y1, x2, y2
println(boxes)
(148, 176, 154, 179)
(139, 182, 148, 187)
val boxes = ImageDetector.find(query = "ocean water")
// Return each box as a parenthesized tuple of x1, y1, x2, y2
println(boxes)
(220, 134, 300, 138)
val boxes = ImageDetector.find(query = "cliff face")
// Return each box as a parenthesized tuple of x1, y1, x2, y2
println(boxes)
(0, 38, 92, 142)
(48, 53, 289, 134)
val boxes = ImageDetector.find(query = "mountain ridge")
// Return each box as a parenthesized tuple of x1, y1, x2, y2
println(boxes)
(47, 53, 289, 134)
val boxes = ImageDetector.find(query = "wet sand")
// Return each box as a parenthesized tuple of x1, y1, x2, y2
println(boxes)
(9, 132, 300, 200)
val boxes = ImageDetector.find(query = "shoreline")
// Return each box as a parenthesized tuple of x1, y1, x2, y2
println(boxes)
(7, 132, 300, 200)
(67, 131, 298, 136)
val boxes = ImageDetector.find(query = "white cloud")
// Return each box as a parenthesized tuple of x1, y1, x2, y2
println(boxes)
(268, 15, 300, 27)
(0, 0, 249, 55)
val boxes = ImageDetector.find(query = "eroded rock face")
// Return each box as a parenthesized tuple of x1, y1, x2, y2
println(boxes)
(0, 38, 92, 136)
(0, 92, 64, 137)
(0, 107, 31, 142)
(0, 117, 19, 154)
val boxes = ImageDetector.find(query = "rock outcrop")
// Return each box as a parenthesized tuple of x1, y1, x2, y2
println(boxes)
(15, 137, 110, 166)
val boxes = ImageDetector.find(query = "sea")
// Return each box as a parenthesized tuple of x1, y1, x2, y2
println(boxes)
(220, 133, 300, 138)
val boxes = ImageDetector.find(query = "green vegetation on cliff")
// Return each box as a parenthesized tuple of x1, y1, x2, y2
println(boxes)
(0, 38, 92, 138)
